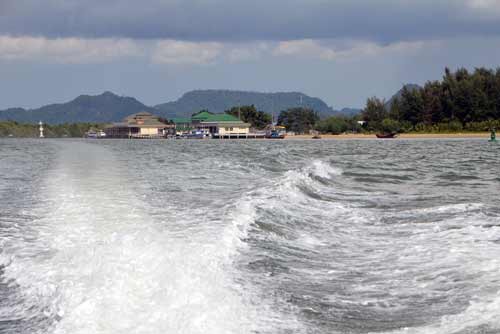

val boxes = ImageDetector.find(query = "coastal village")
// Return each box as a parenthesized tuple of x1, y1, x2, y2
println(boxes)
(91, 110, 287, 139)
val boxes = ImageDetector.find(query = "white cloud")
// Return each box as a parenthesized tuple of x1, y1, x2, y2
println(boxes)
(272, 39, 428, 61)
(464, 0, 500, 16)
(151, 40, 223, 65)
(226, 42, 270, 63)
(0, 35, 432, 66)
(467, 0, 500, 9)
(273, 39, 326, 57)
(0, 35, 141, 63)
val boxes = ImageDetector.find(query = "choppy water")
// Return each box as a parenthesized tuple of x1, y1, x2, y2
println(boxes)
(0, 138, 499, 334)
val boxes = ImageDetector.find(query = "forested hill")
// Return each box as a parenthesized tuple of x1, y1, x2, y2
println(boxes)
(0, 92, 156, 124)
(155, 90, 357, 119)
(0, 90, 360, 124)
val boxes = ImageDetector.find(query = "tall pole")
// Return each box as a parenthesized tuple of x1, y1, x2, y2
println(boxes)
(39, 121, 44, 138)
(272, 99, 275, 128)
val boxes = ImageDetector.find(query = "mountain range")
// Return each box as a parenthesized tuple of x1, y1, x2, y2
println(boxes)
(155, 90, 360, 119)
(0, 92, 156, 124)
(0, 90, 367, 124)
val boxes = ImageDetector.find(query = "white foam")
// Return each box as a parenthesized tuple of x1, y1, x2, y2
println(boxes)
(310, 160, 343, 179)
(383, 292, 500, 334)
(0, 142, 261, 334)
(403, 203, 484, 216)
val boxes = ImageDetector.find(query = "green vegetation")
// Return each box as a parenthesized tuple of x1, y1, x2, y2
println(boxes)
(225, 105, 271, 129)
(0, 121, 106, 138)
(315, 116, 362, 134)
(277, 68, 500, 135)
(277, 108, 319, 134)
(363, 67, 500, 133)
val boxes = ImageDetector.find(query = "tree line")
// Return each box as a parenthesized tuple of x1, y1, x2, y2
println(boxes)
(363, 67, 500, 133)
(226, 105, 357, 134)
(277, 67, 500, 134)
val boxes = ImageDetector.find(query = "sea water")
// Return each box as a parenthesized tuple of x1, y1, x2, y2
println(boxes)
(0, 138, 499, 334)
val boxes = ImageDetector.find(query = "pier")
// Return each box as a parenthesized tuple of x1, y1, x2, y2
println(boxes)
(211, 133, 266, 139)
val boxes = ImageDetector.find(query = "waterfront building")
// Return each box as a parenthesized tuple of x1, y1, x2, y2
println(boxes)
(171, 118, 192, 136)
(188, 111, 250, 136)
(105, 112, 174, 138)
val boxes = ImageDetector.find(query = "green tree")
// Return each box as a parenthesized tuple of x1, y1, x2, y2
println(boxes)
(399, 87, 424, 126)
(388, 97, 402, 121)
(225, 105, 272, 129)
(315, 116, 349, 134)
(421, 81, 443, 125)
(277, 108, 319, 134)
(381, 118, 400, 134)
(362, 97, 387, 131)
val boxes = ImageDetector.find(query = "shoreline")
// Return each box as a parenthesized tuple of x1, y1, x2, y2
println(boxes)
(0, 132, 491, 140)
(284, 133, 490, 140)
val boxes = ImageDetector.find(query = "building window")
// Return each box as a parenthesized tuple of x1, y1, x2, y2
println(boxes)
(230, 127, 233, 131)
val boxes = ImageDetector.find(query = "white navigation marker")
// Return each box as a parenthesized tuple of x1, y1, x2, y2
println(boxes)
(39, 121, 44, 138)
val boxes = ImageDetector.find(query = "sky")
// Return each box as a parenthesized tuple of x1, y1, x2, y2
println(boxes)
(1, 0, 500, 110)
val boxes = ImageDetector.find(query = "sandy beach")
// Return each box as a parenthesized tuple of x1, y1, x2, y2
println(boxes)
(285, 133, 491, 140)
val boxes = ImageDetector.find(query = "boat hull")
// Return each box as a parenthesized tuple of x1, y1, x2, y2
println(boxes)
(376, 133, 398, 139)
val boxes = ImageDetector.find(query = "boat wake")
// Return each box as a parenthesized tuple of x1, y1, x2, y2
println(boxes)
(234, 158, 500, 334)
(0, 142, 263, 334)
(1, 140, 499, 334)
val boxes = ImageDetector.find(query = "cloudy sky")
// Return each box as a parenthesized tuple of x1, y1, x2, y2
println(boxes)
(1, 0, 500, 109)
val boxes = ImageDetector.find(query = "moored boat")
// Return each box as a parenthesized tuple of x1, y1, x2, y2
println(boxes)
(85, 130, 106, 139)
(265, 125, 286, 139)
(376, 133, 398, 139)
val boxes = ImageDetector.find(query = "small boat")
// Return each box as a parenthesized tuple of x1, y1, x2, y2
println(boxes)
(186, 130, 210, 139)
(266, 131, 285, 139)
(312, 135, 321, 139)
(376, 133, 398, 139)
(85, 130, 106, 139)
(264, 124, 286, 139)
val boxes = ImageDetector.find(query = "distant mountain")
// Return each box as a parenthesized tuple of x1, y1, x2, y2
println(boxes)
(385, 84, 422, 109)
(155, 90, 355, 119)
(0, 92, 156, 124)
(0, 90, 361, 124)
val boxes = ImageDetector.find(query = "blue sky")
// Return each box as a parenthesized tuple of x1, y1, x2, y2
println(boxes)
(1, 0, 500, 109)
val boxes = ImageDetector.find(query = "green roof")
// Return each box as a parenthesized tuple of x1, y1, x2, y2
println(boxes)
(192, 111, 240, 122)
(171, 118, 191, 124)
